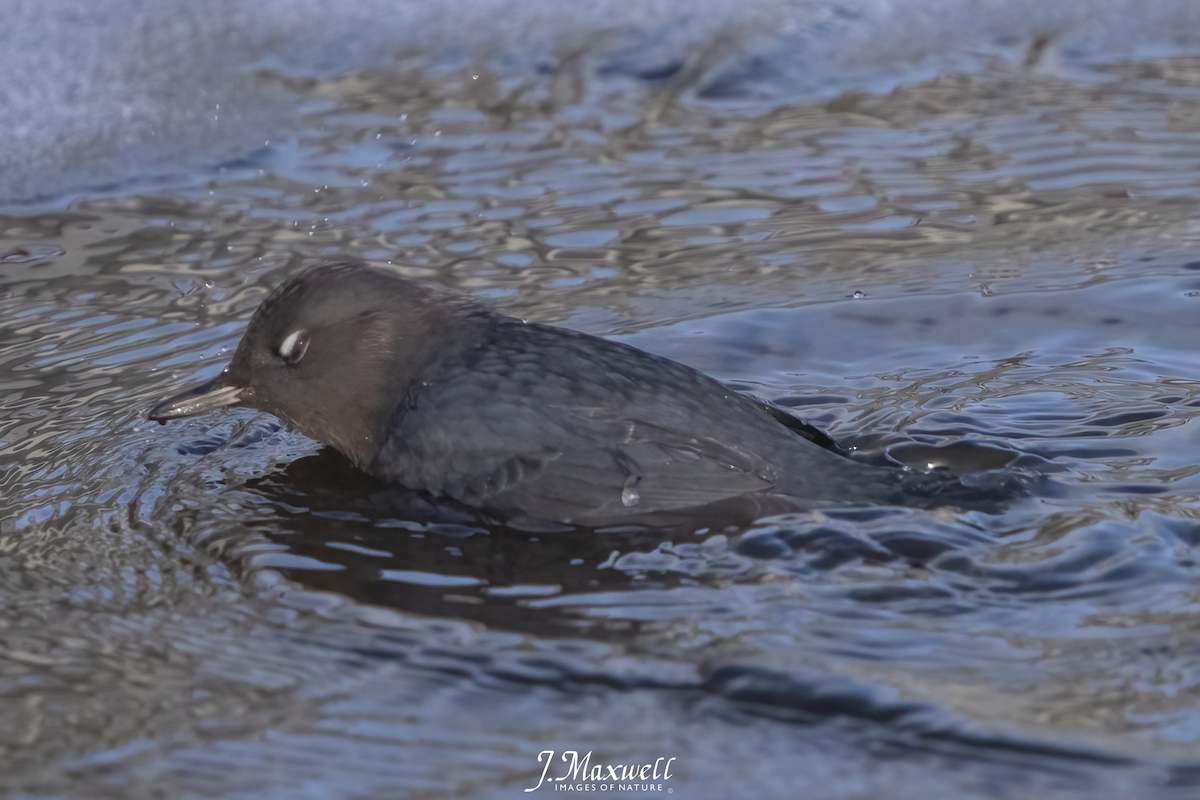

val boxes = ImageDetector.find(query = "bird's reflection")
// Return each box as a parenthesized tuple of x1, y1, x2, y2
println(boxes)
(243, 447, 707, 636)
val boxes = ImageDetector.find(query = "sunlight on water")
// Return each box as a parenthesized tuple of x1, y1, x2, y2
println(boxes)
(7, 36, 1200, 800)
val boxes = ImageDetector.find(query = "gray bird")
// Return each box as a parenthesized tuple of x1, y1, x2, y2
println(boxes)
(150, 262, 1016, 527)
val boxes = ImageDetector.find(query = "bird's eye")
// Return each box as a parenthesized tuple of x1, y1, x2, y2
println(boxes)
(277, 329, 309, 365)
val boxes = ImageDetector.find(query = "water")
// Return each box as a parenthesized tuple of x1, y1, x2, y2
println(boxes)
(8, 12, 1200, 798)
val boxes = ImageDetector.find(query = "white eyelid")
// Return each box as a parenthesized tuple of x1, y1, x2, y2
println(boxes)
(279, 330, 305, 359)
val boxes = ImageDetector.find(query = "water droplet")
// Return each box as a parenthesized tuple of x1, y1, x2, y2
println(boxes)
(621, 474, 641, 507)
(621, 485, 640, 507)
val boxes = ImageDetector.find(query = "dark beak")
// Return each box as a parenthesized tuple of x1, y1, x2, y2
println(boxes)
(149, 371, 245, 421)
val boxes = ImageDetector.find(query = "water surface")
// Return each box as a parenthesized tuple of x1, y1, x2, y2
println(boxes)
(7, 21, 1200, 799)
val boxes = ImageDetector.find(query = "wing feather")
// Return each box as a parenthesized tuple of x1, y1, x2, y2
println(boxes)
(369, 321, 788, 524)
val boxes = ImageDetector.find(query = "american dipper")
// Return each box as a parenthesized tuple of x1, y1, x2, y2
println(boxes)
(150, 262, 1014, 526)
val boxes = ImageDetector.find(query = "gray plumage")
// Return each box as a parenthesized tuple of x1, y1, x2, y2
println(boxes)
(150, 262, 1014, 526)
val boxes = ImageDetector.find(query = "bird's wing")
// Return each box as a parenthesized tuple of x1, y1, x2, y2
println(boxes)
(368, 331, 793, 525)
(374, 391, 780, 523)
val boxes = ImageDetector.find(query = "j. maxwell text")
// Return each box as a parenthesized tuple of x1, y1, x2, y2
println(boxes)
(526, 751, 677, 792)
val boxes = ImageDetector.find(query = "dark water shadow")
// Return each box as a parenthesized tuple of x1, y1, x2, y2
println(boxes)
(243, 448, 720, 637)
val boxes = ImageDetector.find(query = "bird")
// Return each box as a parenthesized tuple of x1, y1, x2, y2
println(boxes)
(150, 261, 1019, 527)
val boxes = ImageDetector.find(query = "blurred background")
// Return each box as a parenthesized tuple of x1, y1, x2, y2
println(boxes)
(7, 1, 1200, 796)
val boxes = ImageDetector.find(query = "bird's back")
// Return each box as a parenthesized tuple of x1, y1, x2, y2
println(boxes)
(370, 316, 931, 525)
